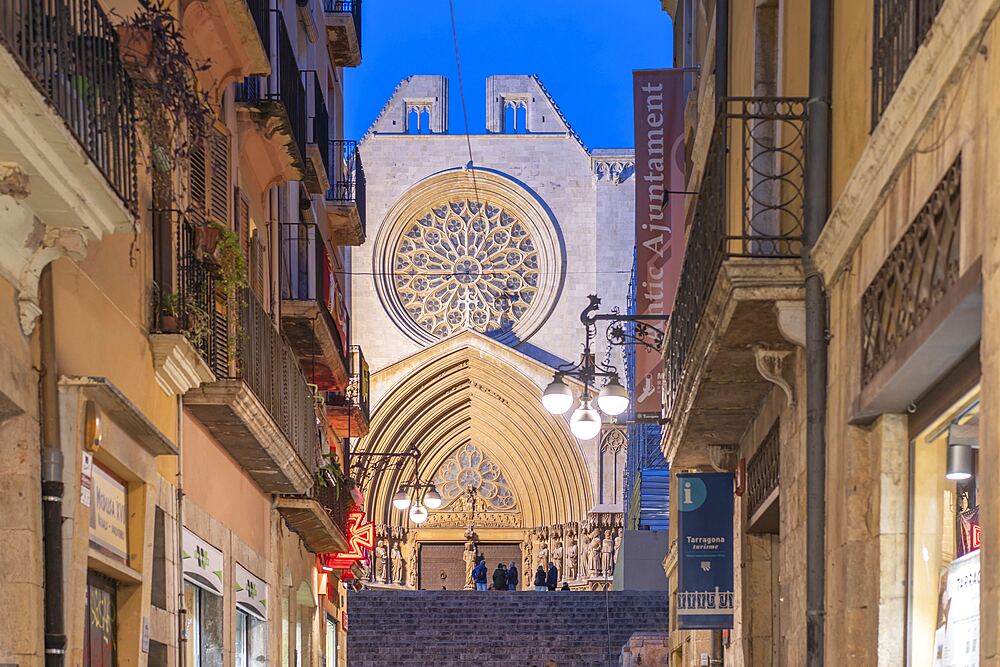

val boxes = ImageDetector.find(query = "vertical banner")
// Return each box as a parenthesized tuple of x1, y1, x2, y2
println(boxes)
(633, 70, 686, 418)
(676, 472, 734, 629)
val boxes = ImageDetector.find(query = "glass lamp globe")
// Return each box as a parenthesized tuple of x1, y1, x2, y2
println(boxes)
(409, 503, 429, 525)
(597, 378, 629, 416)
(542, 377, 574, 415)
(392, 490, 411, 510)
(570, 399, 602, 440)
(424, 487, 443, 509)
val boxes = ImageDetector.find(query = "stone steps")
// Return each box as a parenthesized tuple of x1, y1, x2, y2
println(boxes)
(347, 590, 669, 667)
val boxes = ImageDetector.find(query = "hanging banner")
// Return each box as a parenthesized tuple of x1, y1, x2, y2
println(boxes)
(934, 549, 980, 666)
(182, 528, 224, 596)
(235, 563, 268, 621)
(632, 69, 686, 418)
(89, 464, 128, 564)
(676, 472, 734, 629)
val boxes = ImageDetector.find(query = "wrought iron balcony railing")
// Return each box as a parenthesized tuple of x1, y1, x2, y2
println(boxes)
(235, 12, 307, 161)
(326, 139, 366, 230)
(871, 0, 945, 129)
(0, 0, 137, 207)
(229, 286, 320, 473)
(664, 97, 808, 416)
(312, 471, 353, 534)
(304, 71, 331, 179)
(246, 0, 269, 57)
(746, 422, 780, 522)
(325, 344, 369, 426)
(322, 0, 361, 52)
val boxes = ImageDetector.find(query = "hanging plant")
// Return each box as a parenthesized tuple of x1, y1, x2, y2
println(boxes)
(116, 0, 212, 177)
(214, 226, 248, 370)
(315, 454, 357, 500)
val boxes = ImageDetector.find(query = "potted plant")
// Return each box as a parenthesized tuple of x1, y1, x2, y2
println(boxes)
(116, 23, 155, 79)
(194, 220, 225, 265)
(183, 301, 212, 349)
(158, 292, 180, 332)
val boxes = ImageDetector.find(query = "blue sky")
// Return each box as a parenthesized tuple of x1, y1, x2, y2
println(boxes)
(343, 1, 674, 149)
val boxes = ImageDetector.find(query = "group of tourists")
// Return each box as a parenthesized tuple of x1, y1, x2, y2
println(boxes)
(534, 562, 569, 591)
(471, 560, 520, 591)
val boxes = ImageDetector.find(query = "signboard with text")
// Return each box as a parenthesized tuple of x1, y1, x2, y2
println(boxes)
(632, 69, 686, 418)
(89, 464, 128, 563)
(676, 472, 734, 629)
(934, 549, 980, 666)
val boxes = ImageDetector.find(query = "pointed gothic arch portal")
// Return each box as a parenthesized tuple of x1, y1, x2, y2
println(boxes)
(357, 331, 594, 536)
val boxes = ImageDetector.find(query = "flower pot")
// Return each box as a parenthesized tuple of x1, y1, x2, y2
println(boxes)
(159, 313, 179, 333)
(116, 26, 157, 82)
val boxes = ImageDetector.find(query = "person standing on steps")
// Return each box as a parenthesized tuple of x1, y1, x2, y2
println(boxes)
(506, 560, 519, 591)
(533, 565, 547, 591)
(546, 561, 558, 591)
(492, 562, 508, 590)
(473, 559, 488, 591)
(560, 582, 570, 591)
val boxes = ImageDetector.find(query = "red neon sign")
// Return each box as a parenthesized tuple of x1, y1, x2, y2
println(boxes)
(323, 509, 374, 570)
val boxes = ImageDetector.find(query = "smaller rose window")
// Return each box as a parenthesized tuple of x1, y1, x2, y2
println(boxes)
(431, 443, 516, 512)
(392, 200, 540, 339)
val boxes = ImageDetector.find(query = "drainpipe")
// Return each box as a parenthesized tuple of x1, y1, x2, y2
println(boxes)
(714, 0, 728, 111)
(39, 264, 65, 667)
(176, 395, 187, 667)
(804, 0, 832, 664)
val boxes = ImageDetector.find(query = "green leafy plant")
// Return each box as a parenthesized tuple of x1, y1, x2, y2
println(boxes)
(315, 454, 357, 500)
(213, 224, 247, 370)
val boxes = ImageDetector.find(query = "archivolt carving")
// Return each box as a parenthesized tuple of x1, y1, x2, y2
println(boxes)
(431, 442, 517, 512)
(393, 199, 540, 338)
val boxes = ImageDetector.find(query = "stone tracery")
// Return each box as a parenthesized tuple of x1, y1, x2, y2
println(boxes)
(431, 442, 517, 512)
(392, 199, 540, 339)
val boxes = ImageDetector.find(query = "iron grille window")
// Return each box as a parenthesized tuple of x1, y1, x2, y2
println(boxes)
(746, 422, 780, 523)
(0, 0, 137, 207)
(871, 0, 946, 129)
(860, 157, 961, 386)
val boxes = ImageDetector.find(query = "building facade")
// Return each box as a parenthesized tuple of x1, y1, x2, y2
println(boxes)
(658, 0, 998, 665)
(350, 75, 638, 591)
(0, 1, 366, 667)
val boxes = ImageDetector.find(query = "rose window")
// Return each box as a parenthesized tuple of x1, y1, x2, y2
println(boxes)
(431, 443, 516, 512)
(391, 200, 540, 339)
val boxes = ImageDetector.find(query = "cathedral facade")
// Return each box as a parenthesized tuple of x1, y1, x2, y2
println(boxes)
(352, 75, 636, 590)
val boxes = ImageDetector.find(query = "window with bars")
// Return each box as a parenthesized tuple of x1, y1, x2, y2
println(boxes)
(871, 0, 946, 129)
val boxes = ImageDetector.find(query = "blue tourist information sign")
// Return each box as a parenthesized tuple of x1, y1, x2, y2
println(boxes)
(676, 472, 734, 629)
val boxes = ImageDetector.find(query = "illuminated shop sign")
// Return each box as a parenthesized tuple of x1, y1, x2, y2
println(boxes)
(235, 563, 268, 621)
(323, 509, 374, 571)
(182, 528, 224, 596)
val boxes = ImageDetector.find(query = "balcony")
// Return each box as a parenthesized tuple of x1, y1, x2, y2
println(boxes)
(323, 140, 366, 245)
(302, 71, 331, 195)
(662, 98, 808, 468)
(280, 225, 350, 391)
(184, 286, 320, 494)
(322, 0, 361, 67)
(235, 12, 306, 191)
(0, 0, 136, 331)
(326, 345, 370, 438)
(276, 468, 351, 553)
(180, 0, 270, 96)
(871, 0, 945, 129)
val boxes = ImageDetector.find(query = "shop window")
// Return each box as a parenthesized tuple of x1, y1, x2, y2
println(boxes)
(910, 395, 980, 666)
(184, 580, 224, 667)
(325, 616, 338, 667)
(236, 610, 267, 667)
(85, 571, 117, 667)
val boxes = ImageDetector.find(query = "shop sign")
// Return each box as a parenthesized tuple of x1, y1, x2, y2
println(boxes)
(934, 549, 980, 666)
(632, 68, 686, 418)
(235, 563, 268, 621)
(676, 472, 734, 629)
(81, 452, 93, 508)
(182, 528, 224, 596)
(89, 464, 128, 563)
(324, 509, 375, 570)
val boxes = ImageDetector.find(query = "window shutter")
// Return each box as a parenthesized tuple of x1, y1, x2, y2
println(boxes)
(189, 141, 207, 225)
(237, 189, 251, 257)
(209, 130, 230, 223)
(249, 231, 265, 298)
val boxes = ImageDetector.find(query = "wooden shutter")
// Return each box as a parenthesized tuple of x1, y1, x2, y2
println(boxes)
(189, 141, 207, 225)
(237, 189, 251, 257)
(189, 127, 230, 225)
(209, 130, 230, 223)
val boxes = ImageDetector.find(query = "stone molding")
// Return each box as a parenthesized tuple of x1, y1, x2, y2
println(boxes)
(812, 0, 1000, 284)
(149, 334, 216, 396)
(592, 157, 635, 184)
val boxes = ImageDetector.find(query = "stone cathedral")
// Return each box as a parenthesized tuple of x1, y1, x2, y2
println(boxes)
(352, 75, 636, 590)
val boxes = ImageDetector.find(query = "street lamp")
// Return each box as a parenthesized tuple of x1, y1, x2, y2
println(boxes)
(542, 295, 668, 439)
(424, 487, 443, 509)
(392, 490, 412, 510)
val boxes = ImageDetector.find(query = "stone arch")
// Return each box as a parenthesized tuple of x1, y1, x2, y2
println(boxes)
(371, 168, 565, 347)
(358, 331, 592, 532)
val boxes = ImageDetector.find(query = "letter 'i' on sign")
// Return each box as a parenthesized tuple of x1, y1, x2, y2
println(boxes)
(676, 472, 735, 630)
(632, 70, 686, 419)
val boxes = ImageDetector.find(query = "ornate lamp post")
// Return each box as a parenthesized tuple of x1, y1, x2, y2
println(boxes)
(541, 295, 668, 439)
(352, 445, 442, 524)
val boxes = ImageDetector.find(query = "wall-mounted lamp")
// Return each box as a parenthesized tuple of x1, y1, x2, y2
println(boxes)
(945, 422, 978, 481)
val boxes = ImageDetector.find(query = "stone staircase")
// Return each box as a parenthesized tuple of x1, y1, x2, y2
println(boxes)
(347, 590, 669, 667)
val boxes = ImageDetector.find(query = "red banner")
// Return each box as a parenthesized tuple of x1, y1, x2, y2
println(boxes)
(633, 70, 686, 417)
